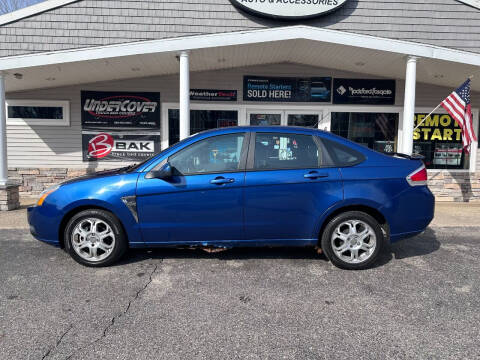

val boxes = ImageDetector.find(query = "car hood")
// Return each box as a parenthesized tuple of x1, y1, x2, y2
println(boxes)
(61, 166, 133, 186)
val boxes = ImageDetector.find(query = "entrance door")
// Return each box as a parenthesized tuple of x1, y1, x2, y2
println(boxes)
(247, 110, 283, 126)
(247, 110, 322, 128)
(285, 111, 321, 128)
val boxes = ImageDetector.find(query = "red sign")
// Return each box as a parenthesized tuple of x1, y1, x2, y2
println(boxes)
(88, 133, 114, 159)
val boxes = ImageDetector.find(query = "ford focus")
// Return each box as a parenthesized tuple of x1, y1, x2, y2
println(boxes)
(28, 126, 434, 270)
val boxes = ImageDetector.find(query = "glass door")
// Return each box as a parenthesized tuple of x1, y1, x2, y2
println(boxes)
(285, 111, 322, 128)
(247, 110, 283, 126)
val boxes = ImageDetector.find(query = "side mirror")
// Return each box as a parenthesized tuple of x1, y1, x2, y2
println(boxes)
(146, 163, 173, 180)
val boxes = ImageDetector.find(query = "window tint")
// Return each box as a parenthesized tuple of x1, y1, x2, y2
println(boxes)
(169, 133, 245, 175)
(254, 133, 329, 170)
(322, 138, 365, 166)
(8, 106, 63, 120)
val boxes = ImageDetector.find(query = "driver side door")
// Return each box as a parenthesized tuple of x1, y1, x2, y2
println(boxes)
(136, 132, 249, 245)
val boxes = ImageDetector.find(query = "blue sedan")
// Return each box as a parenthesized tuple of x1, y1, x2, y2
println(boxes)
(28, 126, 434, 270)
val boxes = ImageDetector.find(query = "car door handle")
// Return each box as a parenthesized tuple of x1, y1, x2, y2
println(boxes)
(304, 172, 329, 179)
(210, 177, 235, 185)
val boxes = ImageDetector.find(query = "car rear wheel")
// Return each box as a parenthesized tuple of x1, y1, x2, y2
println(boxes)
(64, 209, 127, 267)
(321, 211, 384, 270)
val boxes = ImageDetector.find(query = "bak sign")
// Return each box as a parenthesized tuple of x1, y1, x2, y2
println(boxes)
(230, 0, 348, 19)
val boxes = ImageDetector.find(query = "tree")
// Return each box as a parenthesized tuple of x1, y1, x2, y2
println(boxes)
(0, 0, 45, 15)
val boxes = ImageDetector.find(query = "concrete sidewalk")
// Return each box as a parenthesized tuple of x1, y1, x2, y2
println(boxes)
(1, 198, 479, 230)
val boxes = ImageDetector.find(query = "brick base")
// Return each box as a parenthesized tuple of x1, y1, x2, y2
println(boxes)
(8, 168, 105, 196)
(7, 167, 480, 202)
(0, 184, 20, 211)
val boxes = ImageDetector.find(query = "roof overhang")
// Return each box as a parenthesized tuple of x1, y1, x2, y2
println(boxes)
(1, 25, 480, 92)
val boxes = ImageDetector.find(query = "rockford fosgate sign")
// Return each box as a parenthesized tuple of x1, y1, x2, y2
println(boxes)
(333, 79, 396, 105)
(230, 0, 348, 19)
(81, 91, 160, 129)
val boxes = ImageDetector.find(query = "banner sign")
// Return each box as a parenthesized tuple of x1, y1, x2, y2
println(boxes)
(82, 131, 160, 162)
(413, 113, 464, 168)
(333, 79, 396, 105)
(230, 0, 348, 19)
(244, 76, 332, 102)
(81, 91, 160, 129)
(190, 89, 237, 101)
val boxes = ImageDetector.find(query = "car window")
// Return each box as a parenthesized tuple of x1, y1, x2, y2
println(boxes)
(254, 133, 329, 170)
(169, 133, 245, 175)
(322, 138, 365, 166)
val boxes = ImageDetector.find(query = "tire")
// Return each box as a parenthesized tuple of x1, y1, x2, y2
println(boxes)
(64, 209, 127, 267)
(321, 211, 384, 270)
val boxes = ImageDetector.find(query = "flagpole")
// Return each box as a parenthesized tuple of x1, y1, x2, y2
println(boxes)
(413, 103, 442, 130)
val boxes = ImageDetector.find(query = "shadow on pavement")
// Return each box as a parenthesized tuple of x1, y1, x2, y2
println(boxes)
(116, 227, 441, 268)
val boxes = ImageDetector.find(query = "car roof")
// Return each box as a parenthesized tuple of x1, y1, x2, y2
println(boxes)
(200, 125, 327, 135)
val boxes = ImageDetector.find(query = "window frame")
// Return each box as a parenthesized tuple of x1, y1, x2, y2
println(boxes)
(166, 132, 250, 176)
(5, 99, 70, 126)
(246, 131, 335, 171)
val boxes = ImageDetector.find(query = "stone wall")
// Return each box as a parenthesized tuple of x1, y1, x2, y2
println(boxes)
(427, 171, 480, 202)
(8, 167, 480, 202)
(8, 168, 100, 196)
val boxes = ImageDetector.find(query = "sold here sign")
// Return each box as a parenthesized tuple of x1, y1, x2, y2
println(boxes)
(230, 0, 348, 19)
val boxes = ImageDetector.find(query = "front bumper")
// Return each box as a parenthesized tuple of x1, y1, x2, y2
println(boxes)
(27, 206, 61, 246)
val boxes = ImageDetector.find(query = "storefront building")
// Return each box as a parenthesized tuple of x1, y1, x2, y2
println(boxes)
(0, 0, 480, 206)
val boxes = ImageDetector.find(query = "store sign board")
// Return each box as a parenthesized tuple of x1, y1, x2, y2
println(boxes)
(230, 0, 348, 19)
(81, 91, 160, 129)
(82, 131, 160, 162)
(190, 89, 237, 101)
(244, 76, 332, 102)
(413, 113, 464, 168)
(333, 79, 396, 105)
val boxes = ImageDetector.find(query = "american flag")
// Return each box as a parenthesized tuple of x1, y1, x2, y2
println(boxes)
(440, 79, 477, 153)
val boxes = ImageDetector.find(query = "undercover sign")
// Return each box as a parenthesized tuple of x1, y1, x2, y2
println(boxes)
(244, 76, 331, 102)
(82, 132, 160, 162)
(230, 0, 348, 19)
(333, 79, 396, 105)
(81, 91, 160, 129)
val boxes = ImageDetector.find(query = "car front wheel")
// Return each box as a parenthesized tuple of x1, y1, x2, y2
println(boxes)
(321, 211, 384, 270)
(64, 209, 127, 267)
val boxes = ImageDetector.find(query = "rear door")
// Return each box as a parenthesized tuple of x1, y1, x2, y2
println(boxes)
(244, 131, 343, 242)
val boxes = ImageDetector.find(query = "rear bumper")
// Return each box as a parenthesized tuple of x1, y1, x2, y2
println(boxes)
(383, 186, 435, 243)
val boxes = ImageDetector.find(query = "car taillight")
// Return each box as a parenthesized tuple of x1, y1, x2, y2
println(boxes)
(406, 165, 428, 186)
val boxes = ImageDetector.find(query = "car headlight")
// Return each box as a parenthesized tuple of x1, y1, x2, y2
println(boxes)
(37, 185, 60, 206)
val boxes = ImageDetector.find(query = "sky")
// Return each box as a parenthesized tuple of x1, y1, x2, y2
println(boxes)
(0, 0, 46, 15)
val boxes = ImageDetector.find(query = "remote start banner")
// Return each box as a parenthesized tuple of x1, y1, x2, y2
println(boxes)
(244, 76, 331, 102)
(81, 91, 160, 129)
(82, 131, 160, 162)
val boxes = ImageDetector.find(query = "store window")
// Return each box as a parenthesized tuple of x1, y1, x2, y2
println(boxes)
(6, 100, 70, 126)
(168, 109, 238, 146)
(330, 112, 398, 154)
(413, 113, 468, 169)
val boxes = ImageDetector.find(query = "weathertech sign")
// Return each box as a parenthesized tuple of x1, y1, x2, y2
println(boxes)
(82, 132, 160, 162)
(81, 91, 160, 129)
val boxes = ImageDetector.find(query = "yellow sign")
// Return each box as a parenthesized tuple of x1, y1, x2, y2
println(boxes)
(414, 114, 462, 142)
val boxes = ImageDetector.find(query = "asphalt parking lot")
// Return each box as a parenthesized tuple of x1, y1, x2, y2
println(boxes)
(1, 225, 479, 359)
